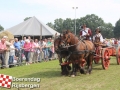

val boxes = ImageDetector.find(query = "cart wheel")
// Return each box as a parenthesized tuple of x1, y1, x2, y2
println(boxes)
(94, 47, 101, 64)
(101, 48, 110, 70)
(116, 46, 120, 65)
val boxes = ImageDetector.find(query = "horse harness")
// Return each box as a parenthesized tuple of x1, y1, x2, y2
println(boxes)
(63, 37, 92, 60)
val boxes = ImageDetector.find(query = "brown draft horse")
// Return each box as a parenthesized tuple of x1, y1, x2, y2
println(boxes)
(54, 35, 71, 75)
(59, 30, 95, 76)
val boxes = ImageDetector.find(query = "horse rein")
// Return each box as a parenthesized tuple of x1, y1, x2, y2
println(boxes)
(62, 33, 85, 48)
(54, 36, 69, 53)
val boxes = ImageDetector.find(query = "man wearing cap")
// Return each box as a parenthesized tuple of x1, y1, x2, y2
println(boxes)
(0, 36, 8, 69)
(79, 24, 92, 40)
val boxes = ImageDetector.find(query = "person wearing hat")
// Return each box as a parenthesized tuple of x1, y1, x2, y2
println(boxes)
(93, 28, 104, 43)
(79, 24, 92, 40)
(93, 28, 104, 57)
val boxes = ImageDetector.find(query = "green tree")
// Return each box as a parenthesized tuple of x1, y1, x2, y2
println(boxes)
(54, 18, 64, 33)
(63, 18, 73, 31)
(46, 14, 114, 38)
(46, 22, 54, 29)
(114, 19, 120, 38)
(78, 14, 114, 38)
(0, 25, 4, 32)
(101, 23, 114, 38)
(78, 14, 104, 35)
(24, 17, 32, 21)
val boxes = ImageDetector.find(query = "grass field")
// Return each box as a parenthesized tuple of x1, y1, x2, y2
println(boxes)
(0, 57, 120, 90)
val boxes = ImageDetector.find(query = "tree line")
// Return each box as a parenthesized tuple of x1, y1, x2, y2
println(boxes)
(0, 14, 120, 39)
(47, 14, 120, 39)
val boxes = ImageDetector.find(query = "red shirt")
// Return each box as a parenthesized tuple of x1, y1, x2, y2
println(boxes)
(79, 28, 92, 40)
(79, 28, 92, 36)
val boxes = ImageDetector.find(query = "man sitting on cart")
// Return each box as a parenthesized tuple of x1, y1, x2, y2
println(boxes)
(79, 24, 92, 40)
(93, 28, 104, 46)
(93, 28, 104, 56)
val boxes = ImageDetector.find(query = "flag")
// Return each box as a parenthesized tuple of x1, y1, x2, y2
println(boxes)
(0, 74, 12, 88)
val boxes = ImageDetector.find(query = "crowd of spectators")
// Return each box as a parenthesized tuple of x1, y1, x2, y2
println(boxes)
(103, 38, 120, 48)
(0, 34, 120, 69)
(0, 36, 56, 69)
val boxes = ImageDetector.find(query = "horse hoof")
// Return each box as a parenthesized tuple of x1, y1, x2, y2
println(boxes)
(71, 75, 75, 77)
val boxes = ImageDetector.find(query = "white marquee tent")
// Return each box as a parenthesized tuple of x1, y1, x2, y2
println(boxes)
(6, 16, 60, 37)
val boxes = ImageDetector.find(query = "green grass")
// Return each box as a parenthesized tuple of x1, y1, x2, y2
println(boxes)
(1, 57, 120, 90)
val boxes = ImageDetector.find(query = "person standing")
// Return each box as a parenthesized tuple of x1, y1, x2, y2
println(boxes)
(47, 38, 53, 60)
(5, 38, 12, 68)
(42, 39, 48, 62)
(8, 39, 15, 68)
(33, 39, 40, 63)
(23, 39, 31, 65)
(0, 36, 7, 69)
(29, 39, 35, 64)
(14, 38, 21, 57)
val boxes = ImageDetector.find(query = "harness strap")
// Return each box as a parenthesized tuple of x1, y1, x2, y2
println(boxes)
(65, 52, 72, 61)
(81, 40, 88, 58)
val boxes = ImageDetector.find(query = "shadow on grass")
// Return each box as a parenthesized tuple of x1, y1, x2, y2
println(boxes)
(92, 63, 103, 70)
(92, 67, 103, 70)
(110, 63, 118, 65)
(19, 70, 62, 78)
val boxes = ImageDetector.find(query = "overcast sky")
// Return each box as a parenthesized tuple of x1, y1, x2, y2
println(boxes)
(0, 0, 120, 30)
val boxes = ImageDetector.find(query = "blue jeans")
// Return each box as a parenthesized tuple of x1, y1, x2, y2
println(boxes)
(0, 53, 5, 67)
(48, 49, 53, 58)
(42, 48, 49, 59)
(9, 56, 14, 64)
(24, 51, 30, 62)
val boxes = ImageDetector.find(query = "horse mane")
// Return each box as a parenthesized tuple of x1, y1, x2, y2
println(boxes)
(63, 30, 72, 34)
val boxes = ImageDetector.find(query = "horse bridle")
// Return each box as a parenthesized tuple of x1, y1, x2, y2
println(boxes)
(54, 36, 68, 53)
(62, 33, 82, 48)
(62, 34, 70, 46)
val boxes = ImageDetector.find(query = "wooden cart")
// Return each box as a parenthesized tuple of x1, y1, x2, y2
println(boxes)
(93, 46, 120, 69)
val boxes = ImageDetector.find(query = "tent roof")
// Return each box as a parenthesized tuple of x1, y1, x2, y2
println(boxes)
(6, 16, 60, 36)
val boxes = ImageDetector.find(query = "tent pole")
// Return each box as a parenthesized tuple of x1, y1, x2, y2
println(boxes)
(33, 35, 34, 40)
(22, 34, 23, 40)
(40, 24, 42, 62)
(40, 24, 42, 40)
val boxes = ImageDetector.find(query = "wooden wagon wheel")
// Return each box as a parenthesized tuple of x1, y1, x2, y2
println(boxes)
(116, 46, 120, 65)
(101, 48, 110, 70)
(94, 47, 101, 64)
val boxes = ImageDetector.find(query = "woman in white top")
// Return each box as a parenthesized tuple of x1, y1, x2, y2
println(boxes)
(8, 39, 15, 67)
(93, 28, 104, 43)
